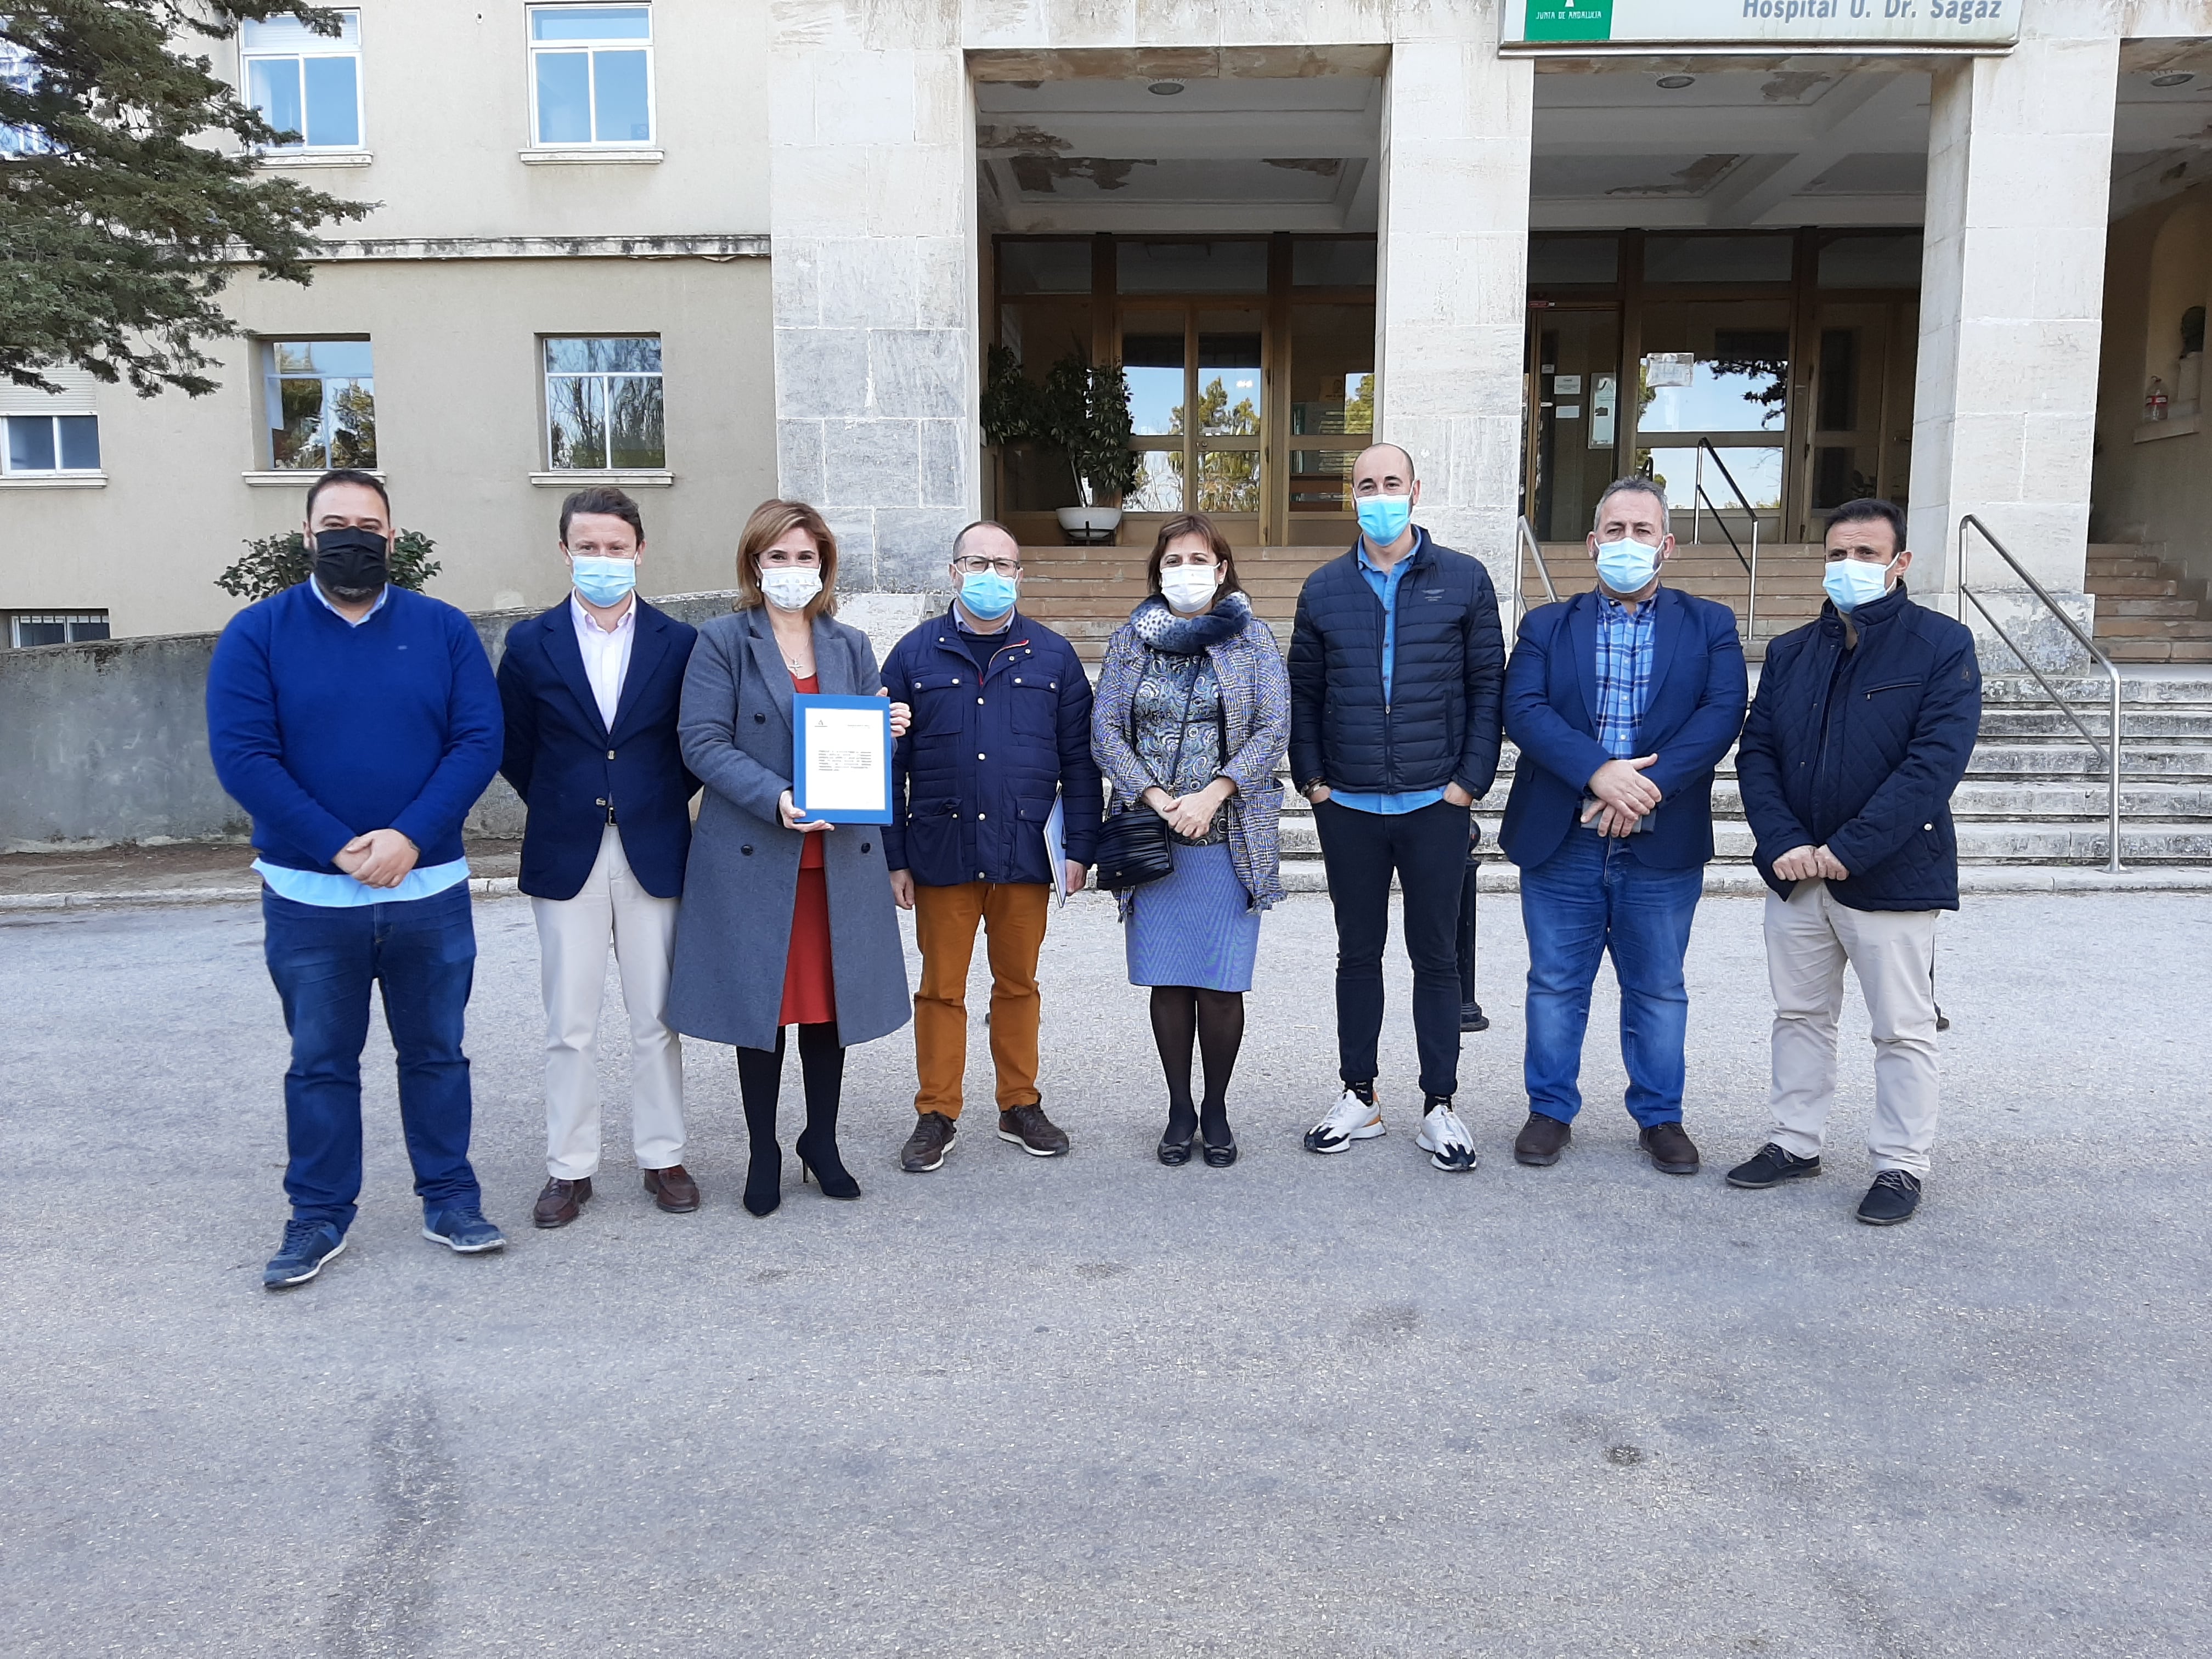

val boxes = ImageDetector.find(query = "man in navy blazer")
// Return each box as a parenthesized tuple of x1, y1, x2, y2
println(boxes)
(1500, 477, 1748, 1176)
(496, 487, 701, 1229)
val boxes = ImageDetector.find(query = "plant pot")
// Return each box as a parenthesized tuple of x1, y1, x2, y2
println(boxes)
(1056, 505, 1122, 547)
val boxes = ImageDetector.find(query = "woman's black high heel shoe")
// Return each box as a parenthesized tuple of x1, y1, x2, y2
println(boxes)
(742, 1149, 782, 1217)
(794, 1130, 861, 1200)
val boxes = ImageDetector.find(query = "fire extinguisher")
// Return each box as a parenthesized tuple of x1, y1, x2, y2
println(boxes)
(2147, 377, 2170, 422)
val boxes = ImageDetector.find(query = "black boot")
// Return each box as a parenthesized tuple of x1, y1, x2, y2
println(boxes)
(736, 1037, 784, 1217)
(792, 1023, 860, 1200)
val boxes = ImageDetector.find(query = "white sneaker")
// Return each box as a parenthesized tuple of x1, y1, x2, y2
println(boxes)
(1305, 1087, 1386, 1154)
(1416, 1102, 1479, 1172)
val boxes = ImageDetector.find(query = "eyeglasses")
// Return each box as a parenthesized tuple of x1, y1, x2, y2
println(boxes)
(952, 556, 1022, 577)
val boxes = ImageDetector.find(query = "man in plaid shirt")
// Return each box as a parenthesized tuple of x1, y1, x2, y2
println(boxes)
(1497, 478, 1749, 1177)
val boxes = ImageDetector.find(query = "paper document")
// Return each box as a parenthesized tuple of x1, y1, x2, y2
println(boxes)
(1045, 795, 1070, 907)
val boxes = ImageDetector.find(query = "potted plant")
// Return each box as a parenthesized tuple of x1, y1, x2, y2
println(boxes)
(982, 345, 1138, 545)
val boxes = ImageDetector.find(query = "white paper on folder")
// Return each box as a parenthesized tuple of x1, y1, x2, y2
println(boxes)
(800, 704, 888, 812)
(1044, 794, 1069, 907)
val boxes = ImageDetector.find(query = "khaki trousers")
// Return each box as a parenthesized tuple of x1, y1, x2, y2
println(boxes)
(912, 881, 1052, 1118)
(533, 826, 685, 1178)
(1764, 878, 1940, 1177)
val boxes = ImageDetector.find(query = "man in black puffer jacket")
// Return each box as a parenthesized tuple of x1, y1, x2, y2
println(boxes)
(1289, 443, 1506, 1172)
(1727, 498, 1981, 1228)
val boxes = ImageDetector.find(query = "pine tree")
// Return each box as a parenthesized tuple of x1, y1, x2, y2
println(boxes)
(1, 3, 372, 398)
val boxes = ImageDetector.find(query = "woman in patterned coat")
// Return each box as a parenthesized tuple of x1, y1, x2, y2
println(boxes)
(1091, 512, 1290, 1169)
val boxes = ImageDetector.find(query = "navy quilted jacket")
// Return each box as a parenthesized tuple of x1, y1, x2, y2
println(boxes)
(882, 608, 1103, 887)
(1287, 530, 1507, 798)
(1735, 583, 1981, 911)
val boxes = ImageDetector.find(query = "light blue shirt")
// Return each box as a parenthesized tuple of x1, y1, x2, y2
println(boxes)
(258, 578, 469, 906)
(1330, 539, 1449, 817)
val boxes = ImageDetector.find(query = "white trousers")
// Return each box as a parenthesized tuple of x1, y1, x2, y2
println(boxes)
(533, 825, 685, 1178)
(1764, 879, 1942, 1177)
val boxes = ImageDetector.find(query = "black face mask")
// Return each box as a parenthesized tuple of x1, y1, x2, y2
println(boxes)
(312, 527, 390, 599)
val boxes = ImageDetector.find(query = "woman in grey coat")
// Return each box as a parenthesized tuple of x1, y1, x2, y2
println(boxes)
(1092, 512, 1289, 1170)
(667, 499, 912, 1217)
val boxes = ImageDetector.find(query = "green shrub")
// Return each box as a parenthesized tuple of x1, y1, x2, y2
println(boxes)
(215, 529, 442, 602)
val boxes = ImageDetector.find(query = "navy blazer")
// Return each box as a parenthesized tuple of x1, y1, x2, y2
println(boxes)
(1500, 584, 1749, 872)
(496, 597, 699, 901)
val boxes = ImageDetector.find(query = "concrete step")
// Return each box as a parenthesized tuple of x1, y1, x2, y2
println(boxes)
(2104, 597, 2204, 618)
(2092, 618, 2212, 639)
(2103, 640, 2212, 662)
(2086, 576, 2186, 597)
(2088, 556, 2166, 578)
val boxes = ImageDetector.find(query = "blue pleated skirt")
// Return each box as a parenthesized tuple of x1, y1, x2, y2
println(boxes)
(1124, 840, 1262, 992)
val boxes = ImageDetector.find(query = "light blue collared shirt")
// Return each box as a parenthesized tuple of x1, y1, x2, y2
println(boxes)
(1330, 538, 1449, 817)
(257, 578, 469, 906)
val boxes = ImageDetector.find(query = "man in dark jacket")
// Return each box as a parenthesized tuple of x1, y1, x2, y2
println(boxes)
(1728, 498, 1981, 1226)
(1501, 478, 1748, 1177)
(496, 487, 700, 1229)
(1289, 443, 1506, 1171)
(883, 521, 1103, 1172)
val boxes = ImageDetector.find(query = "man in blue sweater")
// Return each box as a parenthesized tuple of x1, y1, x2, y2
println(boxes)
(207, 469, 507, 1288)
(1289, 443, 1506, 1172)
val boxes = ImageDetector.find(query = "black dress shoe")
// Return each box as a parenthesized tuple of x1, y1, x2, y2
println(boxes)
(1725, 1142, 1822, 1188)
(795, 1130, 861, 1200)
(533, 1176, 592, 1228)
(1639, 1121, 1700, 1175)
(1460, 1001, 1490, 1033)
(1856, 1169, 1922, 1226)
(1200, 1120, 1237, 1167)
(742, 1150, 781, 1217)
(1514, 1112, 1571, 1166)
(1159, 1103, 1197, 1166)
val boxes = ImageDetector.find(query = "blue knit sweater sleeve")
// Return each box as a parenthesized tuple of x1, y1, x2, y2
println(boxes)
(388, 608, 504, 854)
(206, 602, 358, 865)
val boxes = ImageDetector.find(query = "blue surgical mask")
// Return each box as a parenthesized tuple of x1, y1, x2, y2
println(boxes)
(960, 569, 1018, 621)
(1594, 538, 1661, 595)
(571, 554, 637, 608)
(1824, 555, 1895, 612)
(1355, 493, 1413, 546)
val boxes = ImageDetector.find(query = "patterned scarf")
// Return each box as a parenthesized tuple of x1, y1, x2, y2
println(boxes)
(1128, 589, 1251, 657)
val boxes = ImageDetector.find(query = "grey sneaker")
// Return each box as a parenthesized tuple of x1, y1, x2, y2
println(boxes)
(901, 1110, 958, 1173)
(998, 1103, 1070, 1157)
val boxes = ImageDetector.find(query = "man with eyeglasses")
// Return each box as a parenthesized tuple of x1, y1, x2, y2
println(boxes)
(883, 521, 1103, 1172)
(1729, 498, 1980, 1226)
(1290, 442, 1506, 1172)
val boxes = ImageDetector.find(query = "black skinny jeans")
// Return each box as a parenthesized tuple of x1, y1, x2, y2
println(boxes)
(1313, 796, 1471, 1099)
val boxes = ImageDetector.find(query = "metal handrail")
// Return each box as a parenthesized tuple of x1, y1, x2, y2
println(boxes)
(1956, 514, 2125, 873)
(1693, 439, 1762, 647)
(1517, 515, 1558, 605)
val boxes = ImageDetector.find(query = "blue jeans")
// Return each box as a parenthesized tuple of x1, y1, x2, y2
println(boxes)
(262, 884, 482, 1229)
(1518, 827, 1703, 1127)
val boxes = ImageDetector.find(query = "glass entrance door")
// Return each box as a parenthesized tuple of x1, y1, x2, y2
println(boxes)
(1634, 299, 1791, 545)
(1526, 307, 1623, 542)
(1796, 298, 1916, 533)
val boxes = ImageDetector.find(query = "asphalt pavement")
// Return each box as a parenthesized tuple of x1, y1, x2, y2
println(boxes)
(3, 888, 2207, 1657)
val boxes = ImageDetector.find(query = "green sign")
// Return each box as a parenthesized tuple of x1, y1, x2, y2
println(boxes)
(1524, 0, 1616, 40)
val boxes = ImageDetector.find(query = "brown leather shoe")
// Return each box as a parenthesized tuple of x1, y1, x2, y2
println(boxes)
(998, 1102, 1070, 1157)
(1639, 1121, 1701, 1176)
(533, 1176, 592, 1228)
(642, 1164, 701, 1212)
(1514, 1113, 1572, 1167)
(901, 1111, 957, 1172)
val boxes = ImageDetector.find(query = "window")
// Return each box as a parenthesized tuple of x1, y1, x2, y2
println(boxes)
(9, 613, 110, 648)
(544, 337, 664, 469)
(2, 414, 100, 476)
(1, 39, 57, 156)
(263, 340, 376, 470)
(529, 6, 653, 146)
(240, 13, 363, 151)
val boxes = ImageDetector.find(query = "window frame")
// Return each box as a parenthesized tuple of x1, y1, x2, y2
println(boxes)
(526, 4, 656, 150)
(239, 10, 365, 154)
(9, 612, 111, 648)
(259, 338, 377, 472)
(1, 413, 102, 478)
(541, 335, 666, 471)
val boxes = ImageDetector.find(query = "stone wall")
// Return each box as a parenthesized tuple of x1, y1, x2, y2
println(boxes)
(0, 589, 925, 853)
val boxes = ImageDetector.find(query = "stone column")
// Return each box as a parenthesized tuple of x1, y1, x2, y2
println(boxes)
(1374, 3, 1533, 596)
(1908, 26, 2117, 655)
(768, 1, 977, 600)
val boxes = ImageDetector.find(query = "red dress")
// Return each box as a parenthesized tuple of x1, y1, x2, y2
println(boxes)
(777, 673, 837, 1027)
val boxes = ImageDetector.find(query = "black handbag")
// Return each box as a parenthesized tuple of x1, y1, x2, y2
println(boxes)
(1093, 666, 1200, 894)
